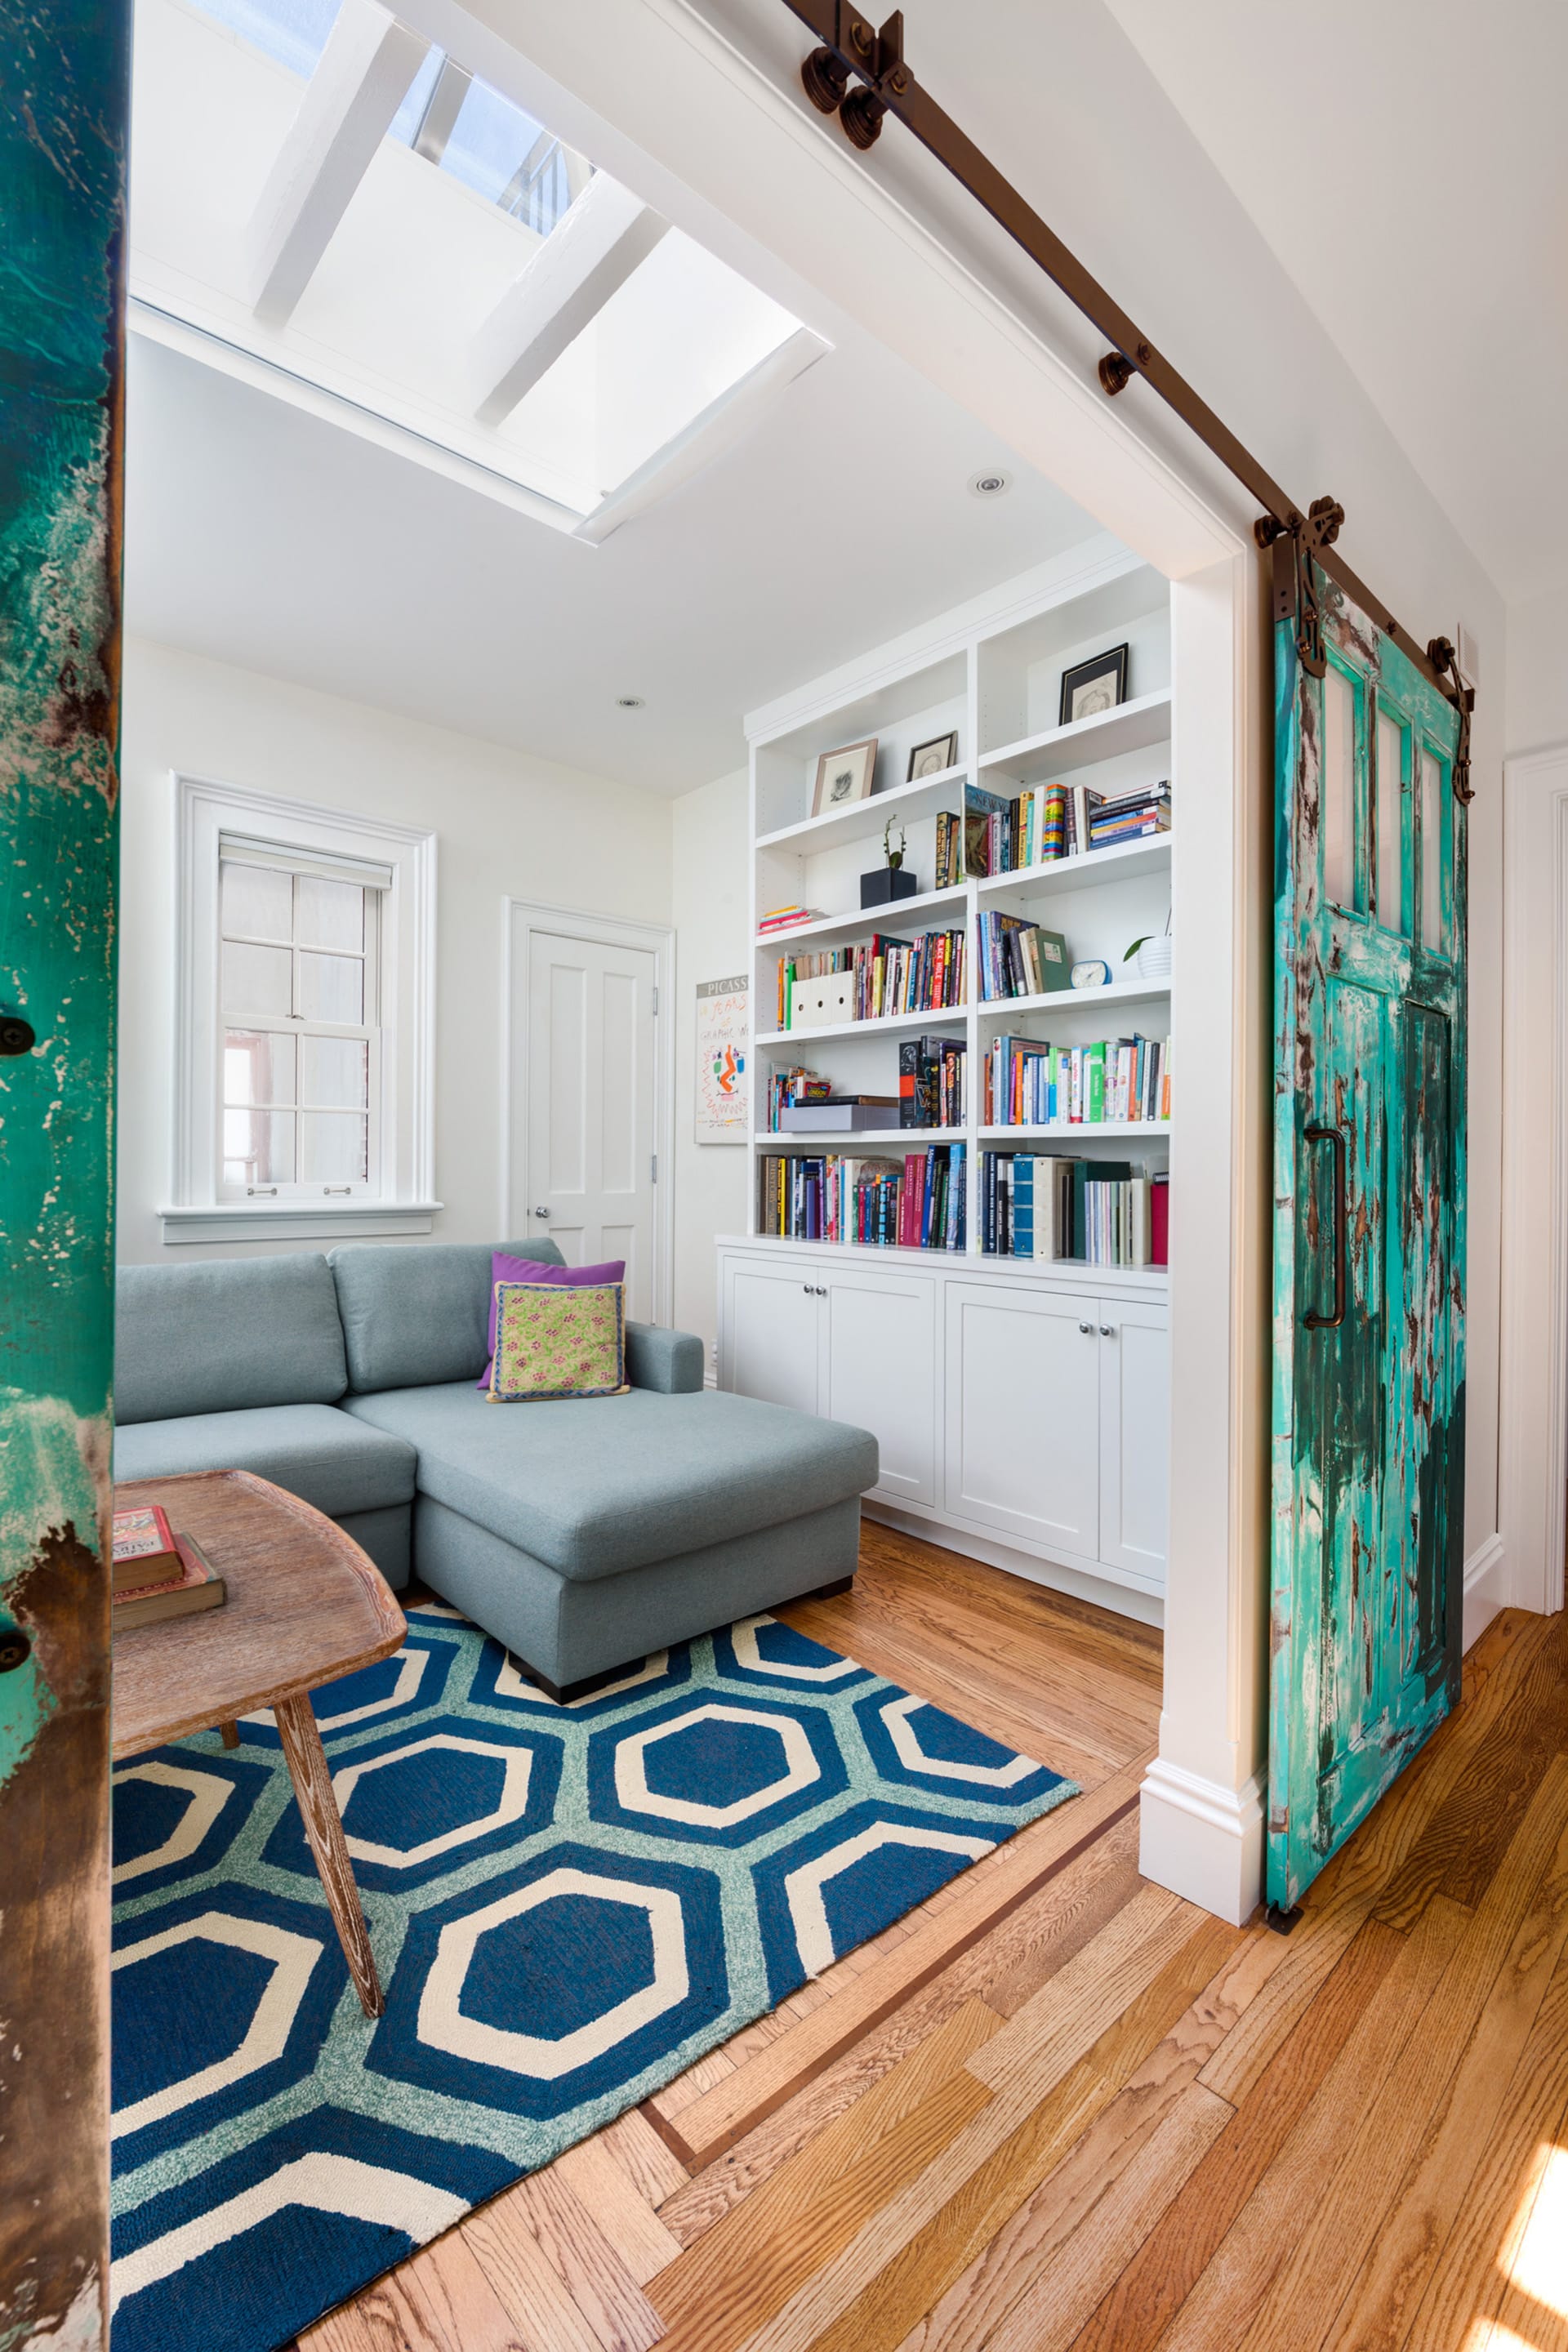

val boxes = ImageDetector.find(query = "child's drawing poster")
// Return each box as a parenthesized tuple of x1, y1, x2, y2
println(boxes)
(695, 974, 748, 1143)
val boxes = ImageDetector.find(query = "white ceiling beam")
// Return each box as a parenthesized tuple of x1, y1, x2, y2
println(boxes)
(250, 0, 430, 329)
(470, 172, 668, 427)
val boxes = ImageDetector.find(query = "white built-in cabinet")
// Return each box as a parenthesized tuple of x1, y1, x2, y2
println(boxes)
(719, 1241, 1168, 1600)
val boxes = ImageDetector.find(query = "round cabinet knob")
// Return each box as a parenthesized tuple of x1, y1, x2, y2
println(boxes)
(532, 1205, 550, 1218)
(803, 1283, 813, 1294)
(1079, 1321, 1093, 1334)
(1099, 1324, 1116, 1337)
(817, 1285, 829, 1297)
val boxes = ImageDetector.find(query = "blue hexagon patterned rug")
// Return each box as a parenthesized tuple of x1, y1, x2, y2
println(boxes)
(109, 1603, 1077, 2352)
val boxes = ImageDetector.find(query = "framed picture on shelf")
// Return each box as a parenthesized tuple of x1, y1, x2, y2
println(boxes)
(694, 974, 749, 1143)
(811, 738, 878, 815)
(1058, 643, 1128, 725)
(906, 729, 958, 781)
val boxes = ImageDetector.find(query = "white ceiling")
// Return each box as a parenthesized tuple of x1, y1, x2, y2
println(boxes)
(124, 315, 1095, 795)
(1102, 0, 1568, 607)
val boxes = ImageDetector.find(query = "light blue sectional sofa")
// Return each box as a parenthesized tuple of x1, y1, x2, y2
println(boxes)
(114, 1240, 876, 1699)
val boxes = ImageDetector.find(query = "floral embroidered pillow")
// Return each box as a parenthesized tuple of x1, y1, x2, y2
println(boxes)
(487, 1281, 629, 1401)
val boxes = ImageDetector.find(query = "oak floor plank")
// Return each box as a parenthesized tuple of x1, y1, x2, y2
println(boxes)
(907, 2082, 1232, 2352)
(604, 2109, 689, 2209)
(550, 2136, 684, 2286)
(1152, 1897, 1467, 2352)
(1324, 1771, 1568, 2352)
(1240, 1762, 1568, 2352)
(655, 1762, 1148, 2168)
(1067, 1916, 1405, 2352)
(303, 2230, 528, 2352)
(465, 2169, 665, 2352)
(648, 2002, 1000, 2352)
(760, 1914, 1238, 2352)
(459, 2198, 608, 2352)
(654, 1816, 1143, 2250)
(1400, 1936, 1568, 2351)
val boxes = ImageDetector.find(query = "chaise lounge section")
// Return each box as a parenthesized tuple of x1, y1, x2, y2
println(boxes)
(114, 1240, 877, 1695)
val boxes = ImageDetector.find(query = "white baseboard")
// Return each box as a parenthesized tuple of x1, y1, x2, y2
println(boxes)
(1138, 1757, 1265, 1927)
(861, 1499, 1164, 1628)
(1462, 1532, 1508, 1653)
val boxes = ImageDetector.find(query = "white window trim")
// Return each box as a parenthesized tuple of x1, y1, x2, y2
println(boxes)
(163, 772, 439, 1245)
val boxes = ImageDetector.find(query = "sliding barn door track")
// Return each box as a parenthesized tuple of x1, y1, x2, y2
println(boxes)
(779, 2, 1474, 792)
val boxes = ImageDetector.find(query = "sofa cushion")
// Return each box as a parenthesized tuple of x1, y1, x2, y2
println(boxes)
(114, 1256, 347, 1424)
(112, 1404, 417, 1520)
(341, 1381, 877, 1579)
(330, 1238, 562, 1393)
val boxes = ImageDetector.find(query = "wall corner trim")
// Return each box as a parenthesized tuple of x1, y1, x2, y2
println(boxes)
(1138, 1757, 1265, 1927)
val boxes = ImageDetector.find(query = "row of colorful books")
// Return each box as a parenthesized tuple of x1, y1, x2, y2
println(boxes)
(976, 911, 1069, 1000)
(898, 1033, 967, 1129)
(776, 929, 966, 1029)
(965, 779, 1170, 875)
(756, 1145, 967, 1250)
(982, 1033, 1171, 1127)
(111, 1502, 226, 1628)
(980, 1152, 1169, 1266)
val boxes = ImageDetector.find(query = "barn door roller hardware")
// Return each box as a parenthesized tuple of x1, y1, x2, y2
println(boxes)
(786, 1, 1473, 765)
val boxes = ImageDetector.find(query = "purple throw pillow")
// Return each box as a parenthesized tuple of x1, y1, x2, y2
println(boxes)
(478, 1251, 627, 1388)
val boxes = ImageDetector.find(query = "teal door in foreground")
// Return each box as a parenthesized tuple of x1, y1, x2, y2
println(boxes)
(1269, 553, 1467, 1912)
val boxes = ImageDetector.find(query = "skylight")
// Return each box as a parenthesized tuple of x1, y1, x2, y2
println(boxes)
(129, 0, 825, 533)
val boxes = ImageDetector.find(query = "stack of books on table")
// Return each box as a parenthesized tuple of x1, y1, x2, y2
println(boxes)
(758, 903, 826, 936)
(112, 1503, 226, 1628)
(1089, 781, 1171, 848)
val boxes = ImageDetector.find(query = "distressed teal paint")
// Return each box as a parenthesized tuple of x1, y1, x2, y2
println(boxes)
(1269, 556, 1466, 1912)
(0, 0, 127, 2342)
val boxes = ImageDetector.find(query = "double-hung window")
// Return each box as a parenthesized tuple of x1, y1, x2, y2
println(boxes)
(167, 776, 437, 1245)
(220, 839, 385, 1200)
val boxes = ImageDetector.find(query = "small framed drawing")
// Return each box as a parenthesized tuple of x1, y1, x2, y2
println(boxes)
(811, 738, 877, 816)
(695, 974, 749, 1143)
(1059, 644, 1129, 726)
(906, 730, 958, 781)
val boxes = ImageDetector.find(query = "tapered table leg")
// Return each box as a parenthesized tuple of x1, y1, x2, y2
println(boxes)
(274, 1690, 384, 2017)
(220, 1720, 239, 1748)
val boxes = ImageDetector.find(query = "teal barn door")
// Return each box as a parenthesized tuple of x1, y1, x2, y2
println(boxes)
(1269, 546, 1467, 1913)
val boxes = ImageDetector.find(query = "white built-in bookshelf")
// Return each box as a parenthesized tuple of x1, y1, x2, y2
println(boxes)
(742, 545, 1174, 1292)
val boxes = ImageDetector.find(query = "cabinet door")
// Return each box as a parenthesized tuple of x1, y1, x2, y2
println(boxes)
(723, 1261, 822, 1414)
(1098, 1298, 1169, 1584)
(823, 1266, 938, 1506)
(944, 1281, 1100, 1557)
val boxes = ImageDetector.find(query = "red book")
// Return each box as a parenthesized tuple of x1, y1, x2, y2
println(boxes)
(112, 1503, 181, 1593)
(1151, 1173, 1170, 1267)
(113, 1532, 227, 1629)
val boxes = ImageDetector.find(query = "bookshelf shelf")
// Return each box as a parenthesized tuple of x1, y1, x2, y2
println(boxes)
(978, 688, 1172, 786)
(755, 1127, 957, 1147)
(755, 761, 969, 855)
(755, 1005, 969, 1048)
(756, 883, 968, 948)
(976, 831, 1172, 900)
(978, 1120, 1169, 1139)
(975, 977, 1172, 1018)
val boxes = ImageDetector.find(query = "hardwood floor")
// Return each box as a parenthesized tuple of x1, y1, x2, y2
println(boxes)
(298, 1524, 1568, 2352)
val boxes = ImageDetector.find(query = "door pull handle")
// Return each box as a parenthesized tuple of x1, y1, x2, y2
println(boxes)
(1303, 1123, 1348, 1330)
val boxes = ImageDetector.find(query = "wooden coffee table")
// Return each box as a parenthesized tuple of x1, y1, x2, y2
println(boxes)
(113, 1469, 407, 2017)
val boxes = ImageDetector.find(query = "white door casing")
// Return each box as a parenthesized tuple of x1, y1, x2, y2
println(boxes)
(501, 901, 674, 1325)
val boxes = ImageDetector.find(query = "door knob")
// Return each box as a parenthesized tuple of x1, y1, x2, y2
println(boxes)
(533, 1205, 550, 1218)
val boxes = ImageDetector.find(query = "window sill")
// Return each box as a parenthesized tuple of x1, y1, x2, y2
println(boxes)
(158, 1201, 443, 1246)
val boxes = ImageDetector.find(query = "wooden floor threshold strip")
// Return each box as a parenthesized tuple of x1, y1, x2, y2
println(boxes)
(644, 1775, 1146, 2171)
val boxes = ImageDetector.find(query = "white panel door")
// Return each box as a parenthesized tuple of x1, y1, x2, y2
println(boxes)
(1098, 1298, 1169, 1585)
(822, 1265, 937, 1505)
(522, 929, 657, 1317)
(723, 1260, 822, 1414)
(944, 1281, 1100, 1557)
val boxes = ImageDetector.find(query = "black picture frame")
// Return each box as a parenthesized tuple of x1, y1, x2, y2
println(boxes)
(1058, 643, 1129, 728)
(906, 730, 959, 782)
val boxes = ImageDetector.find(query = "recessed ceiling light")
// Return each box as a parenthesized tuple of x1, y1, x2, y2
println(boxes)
(614, 695, 646, 709)
(968, 467, 1013, 499)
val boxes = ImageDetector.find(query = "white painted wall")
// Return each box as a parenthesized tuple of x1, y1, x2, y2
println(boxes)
(670, 766, 751, 1367)
(1507, 586, 1568, 755)
(117, 634, 673, 1264)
